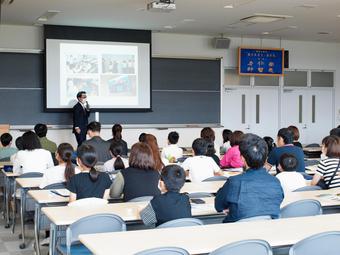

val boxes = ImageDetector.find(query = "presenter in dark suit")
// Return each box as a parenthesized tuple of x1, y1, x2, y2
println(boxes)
(73, 91, 90, 146)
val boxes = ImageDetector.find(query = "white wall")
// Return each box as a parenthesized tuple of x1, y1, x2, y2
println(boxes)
(1, 25, 339, 149)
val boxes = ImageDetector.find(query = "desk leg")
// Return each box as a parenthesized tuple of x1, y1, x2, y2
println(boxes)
(34, 203, 41, 255)
(4, 176, 10, 228)
(49, 223, 57, 255)
(19, 188, 26, 249)
(11, 180, 16, 233)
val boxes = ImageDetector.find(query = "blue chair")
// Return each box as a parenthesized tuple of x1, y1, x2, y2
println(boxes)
(135, 247, 190, 255)
(57, 213, 126, 255)
(128, 196, 154, 202)
(188, 192, 213, 198)
(293, 186, 321, 192)
(280, 199, 322, 218)
(210, 239, 273, 255)
(289, 231, 340, 255)
(238, 215, 272, 222)
(43, 182, 66, 190)
(157, 218, 204, 229)
(203, 176, 229, 182)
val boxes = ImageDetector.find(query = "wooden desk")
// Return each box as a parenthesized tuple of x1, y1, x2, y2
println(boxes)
(43, 197, 221, 255)
(28, 189, 69, 255)
(79, 214, 340, 255)
(14, 177, 43, 249)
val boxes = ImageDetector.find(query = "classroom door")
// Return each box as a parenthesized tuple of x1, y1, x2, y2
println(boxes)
(281, 88, 333, 144)
(222, 87, 279, 138)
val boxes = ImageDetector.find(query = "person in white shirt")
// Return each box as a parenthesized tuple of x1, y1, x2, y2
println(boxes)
(181, 138, 222, 183)
(40, 143, 80, 189)
(103, 141, 129, 179)
(276, 153, 306, 193)
(12, 131, 54, 175)
(161, 131, 183, 163)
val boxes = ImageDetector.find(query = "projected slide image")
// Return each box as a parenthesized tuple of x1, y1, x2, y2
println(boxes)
(66, 54, 98, 74)
(101, 75, 136, 96)
(102, 54, 135, 74)
(66, 78, 99, 97)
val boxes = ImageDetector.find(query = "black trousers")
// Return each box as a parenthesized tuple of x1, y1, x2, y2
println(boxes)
(75, 130, 87, 147)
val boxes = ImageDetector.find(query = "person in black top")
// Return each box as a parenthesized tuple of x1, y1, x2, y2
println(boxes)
(288, 125, 303, 148)
(107, 124, 128, 156)
(72, 91, 90, 146)
(140, 165, 191, 226)
(67, 144, 112, 202)
(110, 142, 160, 201)
(201, 127, 220, 166)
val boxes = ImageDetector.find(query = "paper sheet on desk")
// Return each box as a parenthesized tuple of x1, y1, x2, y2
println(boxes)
(191, 203, 216, 214)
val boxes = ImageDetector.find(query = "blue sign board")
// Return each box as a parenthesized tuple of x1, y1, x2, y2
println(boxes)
(239, 48, 284, 76)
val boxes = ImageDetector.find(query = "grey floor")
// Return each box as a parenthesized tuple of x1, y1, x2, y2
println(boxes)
(0, 214, 48, 255)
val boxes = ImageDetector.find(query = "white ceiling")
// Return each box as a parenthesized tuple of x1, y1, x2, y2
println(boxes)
(1, 0, 340, 42)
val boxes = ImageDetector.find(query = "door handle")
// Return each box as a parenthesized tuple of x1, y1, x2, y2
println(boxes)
(302, 124, 307, 129)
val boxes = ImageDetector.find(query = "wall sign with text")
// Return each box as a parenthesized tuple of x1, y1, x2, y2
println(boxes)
(239, 48, 284, 76)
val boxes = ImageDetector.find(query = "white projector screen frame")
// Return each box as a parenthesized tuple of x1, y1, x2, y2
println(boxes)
(45, 39, 151, 111)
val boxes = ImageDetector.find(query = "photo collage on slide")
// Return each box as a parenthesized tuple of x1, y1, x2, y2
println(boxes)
(65, 54, 137, 99)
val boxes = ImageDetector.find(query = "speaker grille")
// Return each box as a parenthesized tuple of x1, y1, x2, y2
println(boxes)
(214, 38, 231, 49)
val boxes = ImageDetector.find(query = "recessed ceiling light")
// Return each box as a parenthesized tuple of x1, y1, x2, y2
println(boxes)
(318, 31, 331, 35)
(164, 25, 175, 29)
(262, 32, 270, 35)
(224, 5, 234, 9)
(337, 15, 340, 18)
(36, 10, 61, 22)
(297, 4, 318, 9)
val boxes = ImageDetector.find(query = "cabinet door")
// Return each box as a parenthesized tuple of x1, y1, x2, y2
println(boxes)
(222, 87, 251, 132)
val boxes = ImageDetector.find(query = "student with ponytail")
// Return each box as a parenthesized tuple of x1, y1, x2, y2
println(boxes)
(107, 124, 128, 156)
(103, 141, 129, 178)
(39, 143, 79, 189)
(67, 144, 112, 202)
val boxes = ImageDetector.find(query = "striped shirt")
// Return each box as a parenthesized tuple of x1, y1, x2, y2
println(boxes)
(316, 158, 340, 188)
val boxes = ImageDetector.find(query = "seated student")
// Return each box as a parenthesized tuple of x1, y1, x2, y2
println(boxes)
(220, 131, 244, 169)
(107, 124, 128, 156)
(215, 134, 284, 223)
(145, 134, 166, 170)
(67, 144, 112, 202)
(276, 154, 306, 194)
(12, 131, 54, 175)
(110, 142, 161, 201)
(266, 128, 306, 173)
(311, 135, 340, 189)
(263, 136, 276, 154)
(140, 165, 191, 226)
(288, 125, 303, 148)
(40, 143, 80, 189)
(201, 127, 220, 165)
(82, 121, 111, 163)
(181, 138, 222, 182)
(103, 141, 129, 178)
(220, 129, 232, 155)
(330, 128, 340, 137)
(161, 131, 183, 163)
(34, 123, 57, 153)
(0, 133, 18, 160)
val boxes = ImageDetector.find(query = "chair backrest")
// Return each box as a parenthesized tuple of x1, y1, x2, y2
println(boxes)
(304, 143, 320, 148)
(188, 192, 213, 199)
(280, 199, 322, 218)
(210, 239, 273, 255)
(293, 186, 322, 192)
(19, 172, 43, 178)
(66, 213, 126, 254)
(203, 176, 229, 182)
(135, 247, 190, 255)
(157, 218, 204, 229)
(43, 182, 66, 190)
(238, 215, 272, 222)
(128, 196, 154, 202)
(68, 197, 108, 207)
(289, 231, 340, 255)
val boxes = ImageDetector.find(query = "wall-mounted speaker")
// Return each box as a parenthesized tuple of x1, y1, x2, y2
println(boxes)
(213, 38, 231, 49)
(284, 50, 289, 68)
